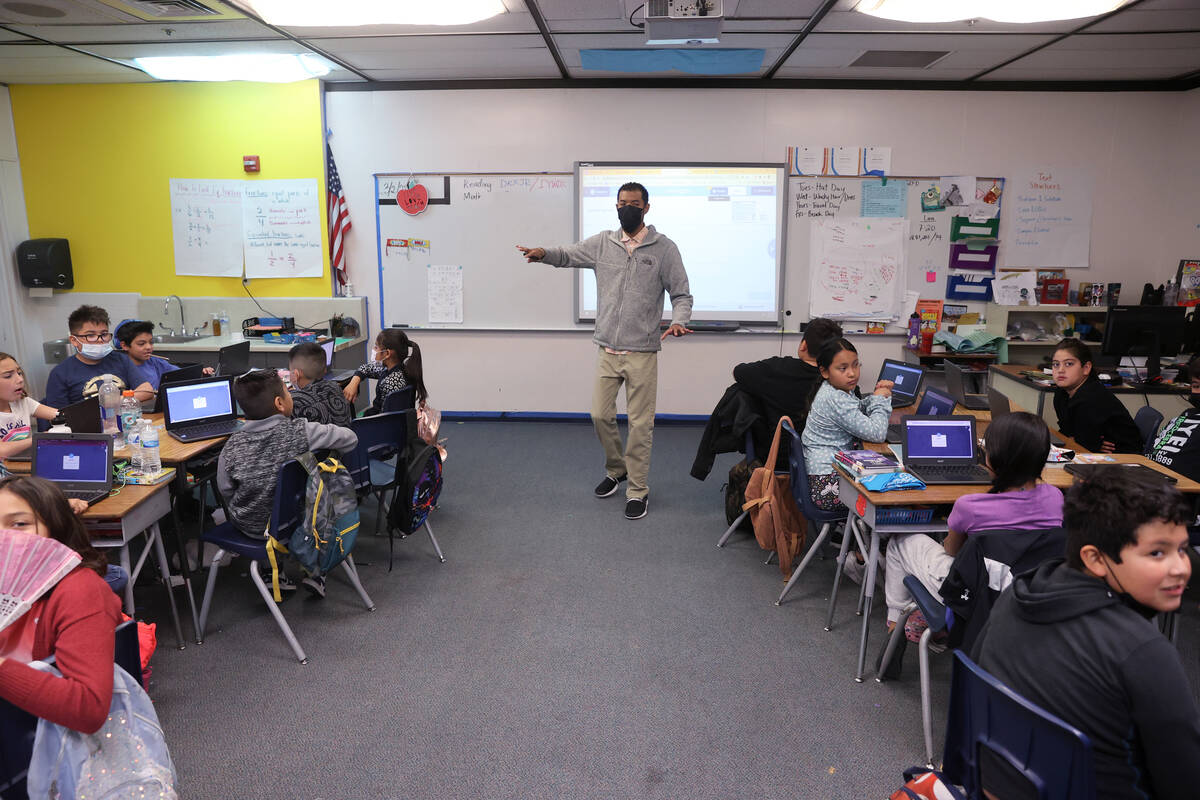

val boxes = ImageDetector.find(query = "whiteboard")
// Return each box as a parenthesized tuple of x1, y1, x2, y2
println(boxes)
(375, 173, 576, 329)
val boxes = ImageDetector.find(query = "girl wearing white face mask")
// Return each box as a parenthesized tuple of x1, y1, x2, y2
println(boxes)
(342, 328, 428, 415)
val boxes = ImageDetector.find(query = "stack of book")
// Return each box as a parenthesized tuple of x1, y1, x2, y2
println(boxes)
(834, 450, 902, 477)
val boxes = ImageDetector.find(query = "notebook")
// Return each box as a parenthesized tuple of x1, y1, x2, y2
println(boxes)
(987, 387, 1066, 446)
(900, 415, 992, 485)
(162, 375, 243, 443)
(877, 359, 926, 408)
(944, 361, 989, 411)
(32, 432, 113, 505)
(152, 364, 206, 413)
(887, 387, 956, 443)
(216, 341, 251, 377)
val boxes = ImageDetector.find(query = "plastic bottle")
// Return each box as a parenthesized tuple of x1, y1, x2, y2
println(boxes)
(99, 380, 121, 443)
(127, 419, 143, 473)
(141, 421, 161, 476)
(906, 313, 920, 350)
(118, 390, 141, 434)
(211, 312, 222, 337)
(1164, 280, 1178, 306)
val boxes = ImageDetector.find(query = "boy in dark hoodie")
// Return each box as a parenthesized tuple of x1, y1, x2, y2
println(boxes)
(972, 469, 1200, 800)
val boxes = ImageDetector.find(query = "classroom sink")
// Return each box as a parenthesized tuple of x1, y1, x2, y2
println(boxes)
(152, 334, 208, 344)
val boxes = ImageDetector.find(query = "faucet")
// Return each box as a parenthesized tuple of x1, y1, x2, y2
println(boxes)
(190, 320, 209, 338)
(163, 295, 185, 338)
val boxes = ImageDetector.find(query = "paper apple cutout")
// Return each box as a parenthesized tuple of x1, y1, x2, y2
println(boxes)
(397, 181, 428, 215)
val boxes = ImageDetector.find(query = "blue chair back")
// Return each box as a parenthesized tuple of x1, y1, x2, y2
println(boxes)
(268, 460, 310, 541)
(1133, 405, 1164, 455)
(382, 385, 416, 412)
(347, 411, 409, 492)
(781, 419, 846, 524)
(943, 650, 1094, 800)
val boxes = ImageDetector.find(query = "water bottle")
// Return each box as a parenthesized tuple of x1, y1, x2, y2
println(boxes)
(118, 389, 141, 433)
(126, 420, 143, 473)
(141, 422, 161, 476)
(99, 380, 121, 443)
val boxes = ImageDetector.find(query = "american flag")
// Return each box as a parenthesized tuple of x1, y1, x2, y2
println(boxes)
(327, 144, 351, 288)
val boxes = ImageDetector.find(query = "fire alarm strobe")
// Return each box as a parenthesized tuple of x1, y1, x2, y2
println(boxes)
(243, 155, 260, 172)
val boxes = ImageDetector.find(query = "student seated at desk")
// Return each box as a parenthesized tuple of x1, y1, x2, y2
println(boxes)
(288, 342, 353, 427)
(44, 305, 153, 408)
(1148, 355, 1200, 484)
(801, 338, 892, 512)
(972, 469, 1200, 800)
(217, 370, 358, 598)
(883, 412, 1064, 638)
(0, 476, 122, 734)
(0, 352, 58, 459)
(1051, 337, 1141, 454)
(343, 328, 427, 415)
(114, 319, 213, 390)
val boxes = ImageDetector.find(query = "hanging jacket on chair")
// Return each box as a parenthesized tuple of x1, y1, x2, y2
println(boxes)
(690, 385, 766, 480)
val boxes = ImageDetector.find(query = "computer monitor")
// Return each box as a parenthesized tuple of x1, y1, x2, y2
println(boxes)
(1101, 305, 1186, 383)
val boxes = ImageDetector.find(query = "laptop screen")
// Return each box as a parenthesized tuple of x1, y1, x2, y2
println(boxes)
(165, 379, 235, 424)
(916, 388, 956, 416)
(879, 360, 924, 399)
(905, 418, 975, 461)
(35, 437, 110, 484)
(321, 338, 334, 365)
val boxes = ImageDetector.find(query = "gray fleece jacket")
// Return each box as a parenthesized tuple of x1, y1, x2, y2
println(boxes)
(542, 225, 692, 352)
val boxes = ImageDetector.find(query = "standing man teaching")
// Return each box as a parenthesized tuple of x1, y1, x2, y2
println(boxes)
(517, 182, 692, 521)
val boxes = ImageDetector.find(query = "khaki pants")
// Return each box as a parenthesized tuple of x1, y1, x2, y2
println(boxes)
(592, 347, 658, 499)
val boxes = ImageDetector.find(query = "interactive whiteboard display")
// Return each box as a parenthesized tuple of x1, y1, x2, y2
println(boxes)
(575, 163, 786, 324)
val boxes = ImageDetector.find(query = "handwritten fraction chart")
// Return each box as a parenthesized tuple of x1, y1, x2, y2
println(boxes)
(242, 179, 323, 279)
(168, 179, 245, 277)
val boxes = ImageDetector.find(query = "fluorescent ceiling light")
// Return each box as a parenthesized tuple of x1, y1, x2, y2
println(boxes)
(133, 53, 332, 82)
(235, 0, 506, 26)
(856, 0, 1128, 24)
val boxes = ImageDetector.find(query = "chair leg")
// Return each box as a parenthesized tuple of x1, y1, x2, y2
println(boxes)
(340, 556, 376, 611)
(424, 519, 446, 563)
(764, 551, 775, 566)
(248, 562, 308, 665)
(197, 548, 227, 638)
(716, 510, 748, 548)
(919, 627, 935, 767)
(776, 522, 832, 606)
(825, 516, 857, 631)
(875, 602, 916, 684)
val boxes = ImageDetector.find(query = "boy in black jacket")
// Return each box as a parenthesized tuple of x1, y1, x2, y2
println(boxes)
(972, 469, 1200, 800)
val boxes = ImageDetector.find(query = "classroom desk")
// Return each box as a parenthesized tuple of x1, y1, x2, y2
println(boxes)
(80, 482, 187, 650)
(989, 364, 1190, 431)
(832, 449, 1198, 682)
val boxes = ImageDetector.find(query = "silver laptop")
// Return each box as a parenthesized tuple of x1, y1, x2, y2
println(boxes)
(944, 361, 989, 411)
(887, 387, 957, 443)
(900, 415, 992, 485)
(163, 375, 243, 442)
(987, 387, 1066, 446)
(877, 359, 926, 408)
(32, 432, 113, 505)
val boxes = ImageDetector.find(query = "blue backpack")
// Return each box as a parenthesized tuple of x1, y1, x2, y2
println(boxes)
(267, 453, 360, 601)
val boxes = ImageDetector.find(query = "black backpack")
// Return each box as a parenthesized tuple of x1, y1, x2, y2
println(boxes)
(388, 443, 443, 534)
(723, 458, 761, 530)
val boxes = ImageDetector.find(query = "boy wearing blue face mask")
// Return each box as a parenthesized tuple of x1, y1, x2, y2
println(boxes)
(44, 305, 154, 408)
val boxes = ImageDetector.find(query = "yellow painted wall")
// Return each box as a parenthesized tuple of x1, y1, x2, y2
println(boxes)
(10, 80, 330, 296)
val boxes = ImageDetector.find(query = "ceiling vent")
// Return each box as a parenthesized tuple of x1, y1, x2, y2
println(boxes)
(97, 0, 243, 21)
(850, 50, 950, 69)
(645, 0, 723, 44)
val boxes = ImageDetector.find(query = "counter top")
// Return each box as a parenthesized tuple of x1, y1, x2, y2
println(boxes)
(150, 331, 366, 353)
(990, 363, 1189, 395)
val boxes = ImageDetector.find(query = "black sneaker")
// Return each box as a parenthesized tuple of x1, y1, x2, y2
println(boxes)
(594, 474, 626, 498)
(302, 574, 326, 599)
(624, 496, 648, 520)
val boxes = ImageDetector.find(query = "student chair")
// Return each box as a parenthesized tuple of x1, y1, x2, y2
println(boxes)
(382, 385, 416, 413)
(1133, 405, 1164, 455)
(775, 419, 864, 608)
(0, 620, 141, 800)
(877, 528, 1067, 766)
(198, 460, 376, 664)
(942, 651, 1094, 800)
(716, 428, 758, 548)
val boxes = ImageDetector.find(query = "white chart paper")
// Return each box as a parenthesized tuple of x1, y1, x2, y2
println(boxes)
(169, 179, 244, 277)
(242, 179, 323, 279)
(428, 264, 464, 324)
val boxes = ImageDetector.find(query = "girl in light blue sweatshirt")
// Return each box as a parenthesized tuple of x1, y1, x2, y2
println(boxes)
(801, 338, 893, 510)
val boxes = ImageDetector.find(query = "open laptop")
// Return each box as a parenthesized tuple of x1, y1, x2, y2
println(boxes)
(900, 415, 992, 485)
(152, 364, 206, 413)
(216, 341, 251, 377)
(62, 395, 102, 434)
(943, 361, 989, 411)
(1064, 462, 1177, 484)
(31, 432, 113, 505)
(987, 387, 1067, 447)
(877, 359, 926, 408)
(162, 375, 243, 442)
(887, 387, 957, 443)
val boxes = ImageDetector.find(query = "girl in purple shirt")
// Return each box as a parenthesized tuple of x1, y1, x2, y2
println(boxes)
(883, 411, 1064, 628)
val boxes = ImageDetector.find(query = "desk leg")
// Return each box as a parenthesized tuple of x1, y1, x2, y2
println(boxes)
(855, 524, 883, 683)
(119, 546, 134, 616)
(149, 523, 187, 651)
(825, 515, 860, 632)
(167, 478, 203, 644)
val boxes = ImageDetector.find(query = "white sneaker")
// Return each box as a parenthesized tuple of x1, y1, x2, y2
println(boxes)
(842, 557, 866, 584)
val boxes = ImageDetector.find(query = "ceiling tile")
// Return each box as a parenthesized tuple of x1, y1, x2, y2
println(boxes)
(275, 7, 538, 38)
(780, 33, 1055, 71)
(1087, 0, 1200, 33)
(7, 19, 280, 43)
(816, 9, 1081, 34)
(340, 44, 557, 75)
(88, 39, 312, 58)
(772, 65, 980, 80)
(308, 34, 547, 56)
(0, 0, 130, 25)
(555, 31, 795, 49)
(0, 43, 151, 82)
(984, 32, 1200, 76)
(731, 0, 826, 15)
(538, 0, 626, 21)
(362, 61, 563, 81)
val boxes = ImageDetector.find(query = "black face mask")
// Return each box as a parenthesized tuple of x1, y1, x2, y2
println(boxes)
(617, 205, 643, 234)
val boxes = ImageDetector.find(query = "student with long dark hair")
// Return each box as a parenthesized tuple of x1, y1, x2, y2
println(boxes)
(883, 412, 1064, 629)
(800, 338, 892, 511)
(1051, 337, 1141, 453)
(343, 328, 428, 414)
(0, 476, 121, 734)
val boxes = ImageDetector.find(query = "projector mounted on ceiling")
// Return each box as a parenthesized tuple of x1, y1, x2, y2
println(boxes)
(644, 0, 723, 45)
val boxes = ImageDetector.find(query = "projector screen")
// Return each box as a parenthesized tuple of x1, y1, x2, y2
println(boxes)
(575, 162, 786, 324)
